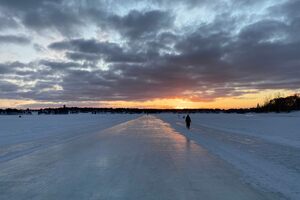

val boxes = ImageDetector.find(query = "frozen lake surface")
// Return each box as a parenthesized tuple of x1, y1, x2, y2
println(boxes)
(158, 112, 300, 200)
(0, 114, 140, 163)
(0, 113, 299, 199)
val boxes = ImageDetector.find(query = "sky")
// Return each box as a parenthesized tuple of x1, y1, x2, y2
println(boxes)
(0, 0, 299, 109)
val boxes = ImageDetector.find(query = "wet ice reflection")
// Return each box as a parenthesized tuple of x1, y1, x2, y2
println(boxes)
(141, 116, 210, 160)
(0, 115, 276, 200)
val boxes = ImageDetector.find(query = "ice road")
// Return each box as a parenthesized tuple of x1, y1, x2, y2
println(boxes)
(0, 115, 279, 200)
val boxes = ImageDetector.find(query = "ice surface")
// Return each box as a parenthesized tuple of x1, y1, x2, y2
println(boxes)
(0, 114, 140, 163)
(0, 115, 279, 200)
(157, 112, 300, 200)
(166, 112, 300, 148)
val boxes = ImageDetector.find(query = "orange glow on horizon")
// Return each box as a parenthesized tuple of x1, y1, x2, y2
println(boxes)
(0, 90, 296, 109)
(100, 90, 295, 109)
(99, 98, 254, 109)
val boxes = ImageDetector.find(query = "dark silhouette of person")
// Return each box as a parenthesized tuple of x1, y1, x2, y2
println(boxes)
(185, 114, 191, 129)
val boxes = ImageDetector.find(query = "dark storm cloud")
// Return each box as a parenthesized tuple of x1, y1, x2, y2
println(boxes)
(0, 64, 11, 74)
(22, 7, 82, 36)
(0, 80, 19, 92)
(65, 52, 101, 62)
(0, 1, 173, 36)
(0, 15, 19, 30)
(270, 0, 300, 19)
(238, 20, 288, 43)
(43, 61, 244, 102)
(49, 39, 122, 55)
(0, 62, 27, 74)
(38, 0, 299, 101)
(0, 0, 300, 103)
(40, 60, 81, 70)
(269, 0, 300, 42)
(49, 39, 147, 63)
(0, 35, 30, 45)
(107, 10, 173, 39)
(0, 0, 62, 10)
(0, 0, 82, 35)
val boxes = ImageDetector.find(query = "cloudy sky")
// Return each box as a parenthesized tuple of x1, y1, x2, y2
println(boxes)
(0, 0, 299, 109)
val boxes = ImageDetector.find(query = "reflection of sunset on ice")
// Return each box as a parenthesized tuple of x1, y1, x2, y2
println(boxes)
(1, 114, 290, 199)
(0, 0, 299, 199)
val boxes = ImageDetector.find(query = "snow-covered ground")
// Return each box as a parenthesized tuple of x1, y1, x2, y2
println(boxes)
(0, 115, 279, 200)
(0, 114, 140, 163)
(157, 112, 300, 200)
(0, 113, 299, 199)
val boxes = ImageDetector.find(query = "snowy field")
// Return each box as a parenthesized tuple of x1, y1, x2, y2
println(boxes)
(0, 114, 140, 163)
(158, 112, 300, 200)
(0, 113, 299, 199)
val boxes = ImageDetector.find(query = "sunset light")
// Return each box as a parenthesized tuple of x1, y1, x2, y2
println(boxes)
(0, 0, 299, 109)
(0, 1, 299, 199)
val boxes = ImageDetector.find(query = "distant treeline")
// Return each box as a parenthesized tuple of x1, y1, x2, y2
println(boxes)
(257, 94, 300, 113)
(1, 94, 300, 115)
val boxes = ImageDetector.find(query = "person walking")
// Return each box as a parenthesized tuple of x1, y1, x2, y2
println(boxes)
(185, 114, 191, 129)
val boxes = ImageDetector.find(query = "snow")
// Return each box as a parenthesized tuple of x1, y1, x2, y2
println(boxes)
(170, 112, 300, 148)
(0, 115, 279, 200)
(157, 112, 300, 200)
(0, 113, 298, 199)
(0, 114, 140, 163)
